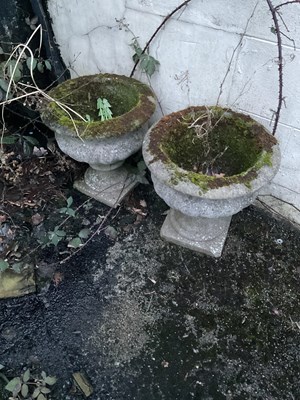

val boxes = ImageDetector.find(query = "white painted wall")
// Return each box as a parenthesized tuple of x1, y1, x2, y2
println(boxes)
(47, 0, 300, 224)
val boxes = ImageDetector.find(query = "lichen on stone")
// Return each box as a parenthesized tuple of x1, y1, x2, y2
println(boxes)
(41, 74, 156, 139)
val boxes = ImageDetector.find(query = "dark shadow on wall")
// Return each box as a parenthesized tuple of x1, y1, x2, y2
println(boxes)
(31, 0, 70, 83)
(0, 0, 69, 84)
(0, 0, 70, 143)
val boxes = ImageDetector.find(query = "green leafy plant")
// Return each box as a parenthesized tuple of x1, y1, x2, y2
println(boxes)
(130, 38, 160, 78)
(1, 133, 40, 156)
(68, 228, 91, 249)
(0, 48, 51, 99)
(38, 226, 66, 248)
(1, 196, 94, 273)
(59, 196, 76, 217)
(0, 259, 28, 273)
(124, 158, 149, 185)
(0, 259, 9, 272)
(96, 97, 113, 121)
(4, 368, 56, 400)
(37, 197, 92, 251)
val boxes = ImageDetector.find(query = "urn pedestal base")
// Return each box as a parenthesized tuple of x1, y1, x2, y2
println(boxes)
(161, 209, 232, 257)
(74, 163, 137, 208)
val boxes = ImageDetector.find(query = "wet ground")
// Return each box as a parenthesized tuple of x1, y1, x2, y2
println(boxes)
(0, 185, 300, 399)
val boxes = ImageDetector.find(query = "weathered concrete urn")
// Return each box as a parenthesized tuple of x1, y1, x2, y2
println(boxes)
(143, 106, 280, 257)
(42, 74, 156, 207)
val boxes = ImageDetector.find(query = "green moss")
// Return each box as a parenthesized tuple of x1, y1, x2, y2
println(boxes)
(150, 107, 276, 192)
(42, 74, 156, 139)
(168, 151, 273, 193)
(171, 168, 214, 192)
(161, 108, 259, 176)
(255, 151, 273, 169)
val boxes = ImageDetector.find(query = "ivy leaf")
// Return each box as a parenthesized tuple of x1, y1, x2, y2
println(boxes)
(68, 237, 82, 248)
(53, 228, 66, 237)
(132, 53, 140, 63)
(7, 61, 22, 82)
(78, 228, 90, 239)
(49, 233, 60, 246)
(44, 60, 52, 71)
(48, 229, 65, 246)
(31, 15, 39, 25)
(130, 39, 143, 57)
(270, 26, 276, 35)
(140, 55, 159, 77)
(26, 57, 38, 71)
(67, 196, 73, 208)
(137, 160, 147, 172)
(32, 387, 41, 398)
(23, 368, 30, 382)
(60, 207, 75, 217)
(5, 377, 21, 393)
(38, 393, 46, 400)
(21, 383, 29, 397)
(11, 262, 23, 273)
(0, 78, 9, 92)
(0, 259, 9, 272)
(41, 387, 51, 394)
(1, 135, 17, 144)
(44, 376, 57, 386)
(37, 62, 44, 73)
(136, 174, 149, 185)
(23, 135, 39, 146)
(67, 208, 76, 217)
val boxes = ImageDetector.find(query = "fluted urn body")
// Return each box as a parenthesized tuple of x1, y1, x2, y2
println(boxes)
(42, 73, 156, 207)
(143, 106, 280, 257)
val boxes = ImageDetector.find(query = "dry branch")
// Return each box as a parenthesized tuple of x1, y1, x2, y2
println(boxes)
(130, 0, 192, 77)
(265, 0, 285, 135)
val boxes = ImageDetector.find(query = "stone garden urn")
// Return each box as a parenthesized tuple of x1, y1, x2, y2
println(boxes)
(42, 74, 156, 207)
(143, 106, 280, 257)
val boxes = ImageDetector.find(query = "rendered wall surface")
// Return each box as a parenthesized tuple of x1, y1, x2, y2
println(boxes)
(47, 0, 300, 224)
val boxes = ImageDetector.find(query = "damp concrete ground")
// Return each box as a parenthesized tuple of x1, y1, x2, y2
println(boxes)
(0, 185, 300, 399)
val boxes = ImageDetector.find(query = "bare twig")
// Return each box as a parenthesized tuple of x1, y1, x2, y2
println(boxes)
(130, 0, 192, 77)
(275, 1, 300, 10)
(265, 0, 285, 135)
(265, 0, 300, 135)
(0, 25, 88, 150)
(259, 194, 300, 214)
(217, 1, 259, 105)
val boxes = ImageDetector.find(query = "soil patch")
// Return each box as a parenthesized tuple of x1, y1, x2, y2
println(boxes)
(0, 181, 300, 399)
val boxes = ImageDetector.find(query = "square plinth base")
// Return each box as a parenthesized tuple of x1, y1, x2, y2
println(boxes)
(74, 173, 137, 208)
(160, 213, 232, 258)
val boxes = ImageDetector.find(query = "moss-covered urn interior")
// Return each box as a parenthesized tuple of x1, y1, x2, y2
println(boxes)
(148, 106, 277, 191)
(42, 74, 156, 139)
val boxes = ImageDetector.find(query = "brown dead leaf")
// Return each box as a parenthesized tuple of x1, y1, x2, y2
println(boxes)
(140, 199, 147, 208)
(0, 215, 7, 223)
(132, 207, 147, 216)
(31, 213, 44, 226)
(53, 272, 64, 286)
(134, 214, 144, 225)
